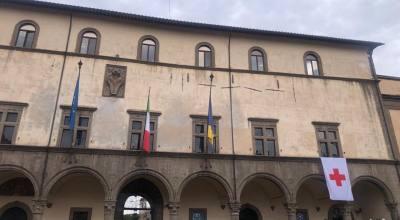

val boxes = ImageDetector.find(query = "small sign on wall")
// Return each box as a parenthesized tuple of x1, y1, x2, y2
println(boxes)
(189, 208, 207, 220)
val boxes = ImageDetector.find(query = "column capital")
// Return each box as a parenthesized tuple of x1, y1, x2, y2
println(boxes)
(283, 203, 298, 214)
(168, 201, 180, 214)
(32, 199, 47, 214)
(103, 200, 116, 216)
(228, 203, 241, 214)
(338, 201, 353, 220)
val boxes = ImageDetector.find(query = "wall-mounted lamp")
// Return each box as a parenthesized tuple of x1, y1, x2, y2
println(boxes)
(220, 205, 225, 210)
(270, 206, 275, 211)
(316, 207, 320, 212)
(116, 54, 119, 58)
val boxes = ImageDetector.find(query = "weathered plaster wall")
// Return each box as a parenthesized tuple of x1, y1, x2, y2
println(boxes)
(389, 109, 400, 152)
(379, 78, 400, 96)
(0, 5, 373, 79)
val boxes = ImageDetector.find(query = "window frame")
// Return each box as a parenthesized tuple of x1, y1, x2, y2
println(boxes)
(312, 122, 342, 157)
(198, 46, 212, 67)
(296, 209, 309, 220)
(195, 42, 215, 67)
(57, 106, 96, 148)
(303, 51, 323, 76)
(190, 115, 220, 154)
(11, 20, 40, 49)
(189, 208, 207, 220)
(0, 103, 25, 145)
(127, 110, 161, 151)
(249, 118, 279, 156)
(79, 32, 98, 55)
(75, 28, 101, 55)
(137, 35, 160, 62)
(248, 47, 268, 71)
(69, 208, 92, 220)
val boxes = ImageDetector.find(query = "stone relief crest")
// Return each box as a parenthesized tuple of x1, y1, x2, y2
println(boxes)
(102, 64, 127, 98)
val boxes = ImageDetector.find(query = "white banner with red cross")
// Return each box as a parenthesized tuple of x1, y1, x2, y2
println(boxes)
(321, 157, 354, 201)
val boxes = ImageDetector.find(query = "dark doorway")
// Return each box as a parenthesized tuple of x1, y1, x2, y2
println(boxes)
(0, 207, 27, 220)
(239, 208, 258, 220)
(115, 178, 164, 220)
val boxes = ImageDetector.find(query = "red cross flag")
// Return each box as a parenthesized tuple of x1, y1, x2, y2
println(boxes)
(321, 157, 354, 201)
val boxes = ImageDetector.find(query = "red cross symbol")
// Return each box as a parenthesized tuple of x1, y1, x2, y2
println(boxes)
(329, 168, 346, 187)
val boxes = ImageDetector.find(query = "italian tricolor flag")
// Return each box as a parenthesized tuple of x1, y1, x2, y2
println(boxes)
(142, 96, 150, 153)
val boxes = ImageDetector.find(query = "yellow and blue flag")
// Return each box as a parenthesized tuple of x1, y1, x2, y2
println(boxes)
(207, 95, 215, 153)
(69, 73, 80, 131)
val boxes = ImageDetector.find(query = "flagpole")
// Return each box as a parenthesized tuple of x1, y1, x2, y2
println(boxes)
(207, 73, 214, 153)
(70, 60, 82, 148)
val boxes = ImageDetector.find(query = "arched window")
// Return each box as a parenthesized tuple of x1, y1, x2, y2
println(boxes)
(304, 52, 322, 76)
(123, 195, 152, 220)
(15, 24, 36, 48)
(80, 32, 98, 55)
(141, 39, 156, 62)
(198, 46, 212, 67)
(250, 50, 264, 71)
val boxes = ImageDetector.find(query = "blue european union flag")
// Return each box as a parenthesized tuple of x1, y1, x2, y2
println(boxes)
(207, 95, 215, 152)
(69, 74, 80, 131)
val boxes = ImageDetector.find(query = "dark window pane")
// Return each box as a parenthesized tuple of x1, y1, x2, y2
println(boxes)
(1, 126, 15, 144)
(132, 121, 142, 130)
(16, 31, 27, 47)
(296, 211, 307, 220)
(251, 56, 257, 70)
(306, 60, 313, 75)
(328, 131, 337, 140)
(78, 117, 89, 127)
(64, 116, 70, 125)
(331, 143, 339, 157)
(205, 52, 211, 67)
(25, 32, 35, 48)
(141, 45, 148, 61)
(150, 134, 154, 151)
(6, 113, 18, 122)
(213, 125, 216, 134)
(257, 56, 264, 71)
(267, 140, 276, 156)
(266, 128, 274, 137)
(318, 131, 326, 139)
(320, 142, 328, 157)
(72, 211, 89, 220)
(0, 112, 3, 121)
(80, 38, 89, 54)
(213, 137, 217, 149)
(150, 122, 155, 131)
(130, 133, 141, 150)
(207, 139, 216, 154)
(195, 125, 204, 134)
(148, 45, 155, 62)
(60, 129, 72, 147)
(254, 127, 263, 136)
(75, 130, 87, 148)
(88, 38, 97, 55)
(255, 139, 264, 155)
(312, 60, 319, 75)
(195, 137, 204, 153)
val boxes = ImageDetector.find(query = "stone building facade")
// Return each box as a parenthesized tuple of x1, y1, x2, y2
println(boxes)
(0, 0, 399, 220)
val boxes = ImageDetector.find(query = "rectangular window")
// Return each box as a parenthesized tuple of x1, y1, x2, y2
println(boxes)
(189, 208, 207, 220)
(127, 110, 160, 151)
(191, 115, 220, 154)
(0, 107, 22, 145)
(296, 210, 308, 220)
(69, 208, 92, 220)
(250, 118, 279, 156)
(313, 122, 341, 157)
(58, 107, 95, 148)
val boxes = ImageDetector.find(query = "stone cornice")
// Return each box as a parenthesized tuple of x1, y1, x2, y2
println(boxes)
(0, 145, 397, 165)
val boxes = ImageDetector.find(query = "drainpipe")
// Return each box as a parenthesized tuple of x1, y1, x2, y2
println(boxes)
(39, 12, 73, 198)
(367, 46, 400, 185)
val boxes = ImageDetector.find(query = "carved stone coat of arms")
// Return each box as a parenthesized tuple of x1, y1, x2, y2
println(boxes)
(102, 64, 127, 98)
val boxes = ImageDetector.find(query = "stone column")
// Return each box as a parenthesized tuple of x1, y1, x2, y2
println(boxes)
(338, 201, 353, 220)
(104, 200, 116, 220)
(386, 203, 399, 220)
(283, 203, 298, 220)
(32, 199, 47, 220)
(228, 203, 241, 220)
(168, 201, 180, 220)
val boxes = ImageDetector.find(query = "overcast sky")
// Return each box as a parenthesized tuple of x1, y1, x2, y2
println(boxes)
(50, 0, 400, 77)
